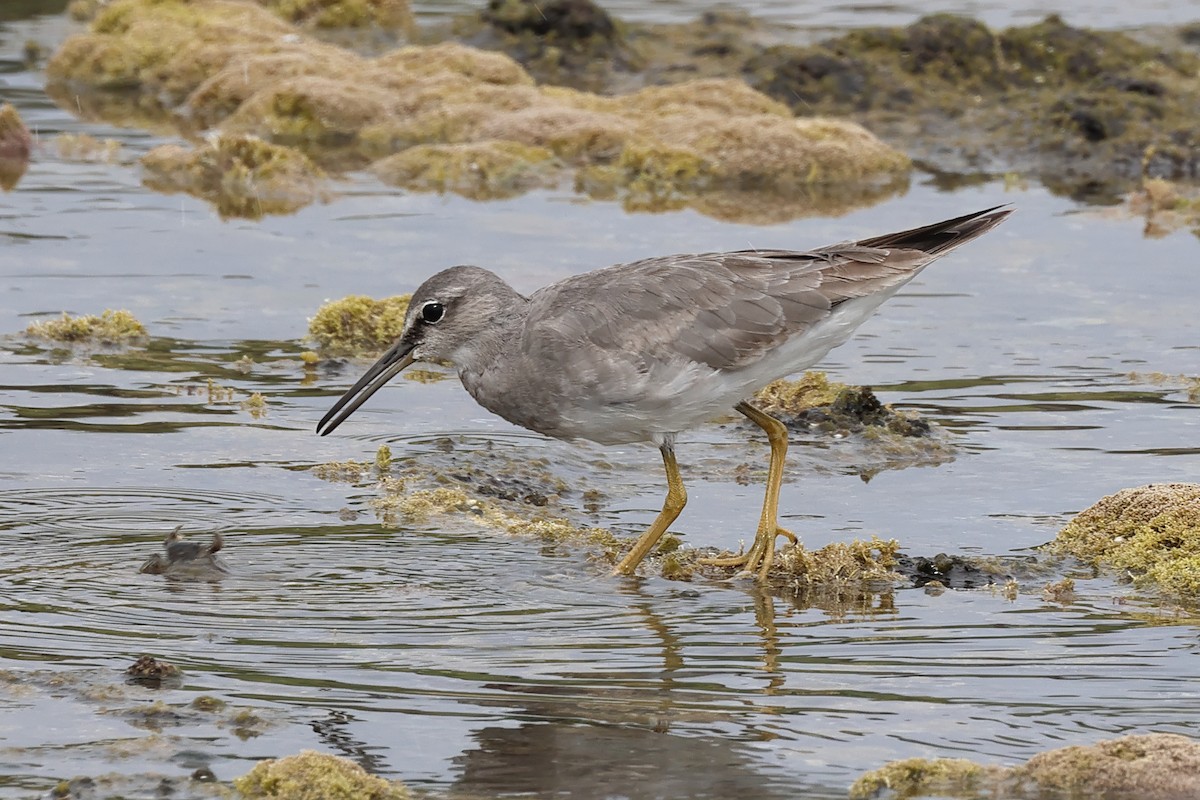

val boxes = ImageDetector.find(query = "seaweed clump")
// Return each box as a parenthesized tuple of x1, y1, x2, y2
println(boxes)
(236, 750, 411, 799)
(25, 309, 147, 343)
(1049, 483, 1200, 602)
(141, 134, 325, 219)
(307, 294, 411, 357)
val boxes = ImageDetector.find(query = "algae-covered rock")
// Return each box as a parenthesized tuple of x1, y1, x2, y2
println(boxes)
(141, 135, 325, 219)
(47, 0, 294, 98)
(222, 76, 399, 167)
(235, 750, 411, 799)
(1125, 179, 1200, 240)
(853, 734, 1200, 799)
(307, 294, 411, 357)
(745, 13, 1200, 190)
(46, 2, 910, 220)
(849, 756, 996, 800)
(25, 309, 147, 343)
(1014, 733, 1200, 799)
(1050, 483, 1200, 601)
(0, 103, 33, 191)
(54, 133, 122, 163)
(371, 140, 559, 199)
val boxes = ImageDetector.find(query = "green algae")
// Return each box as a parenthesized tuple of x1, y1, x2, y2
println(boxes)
(25, 309, 147, 344)
(236, 750, 410, 800)
(307, 294, 411, 357)
(1050, 483, 1200, 602)
(372, 140, 560, 200)
(141, 134, 325, 219)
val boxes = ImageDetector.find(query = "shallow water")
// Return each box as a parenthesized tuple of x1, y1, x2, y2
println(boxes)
(3, 2, 1200, 799)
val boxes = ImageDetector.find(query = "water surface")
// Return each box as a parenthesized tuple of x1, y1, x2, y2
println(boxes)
(2, 3, 1200, 799)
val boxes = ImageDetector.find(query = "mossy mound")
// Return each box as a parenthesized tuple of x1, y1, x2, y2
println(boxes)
(1049, 483, 1200, 602)
(1014, 733, 1200, 799)
(307, 294, 411, 357)
(852, 733, 1200, 800)
(850, 756, 996, 800)
(235, 750, 410, 800)
(371, 140, 560, 199)
(25, 309, 147, 343)
(141, 134, 325, 219)
(744, 13, 1200, 192)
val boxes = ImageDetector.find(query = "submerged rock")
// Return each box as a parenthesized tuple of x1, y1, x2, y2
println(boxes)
(235, 750, 411, 799)
(139, 526, 229, 579)
(1049, 483, 1200, 602)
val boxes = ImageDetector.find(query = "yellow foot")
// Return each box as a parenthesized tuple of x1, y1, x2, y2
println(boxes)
(698, 526, 797, 580)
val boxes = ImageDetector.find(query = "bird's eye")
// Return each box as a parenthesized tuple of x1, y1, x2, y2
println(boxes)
(421, 302, 445, 324)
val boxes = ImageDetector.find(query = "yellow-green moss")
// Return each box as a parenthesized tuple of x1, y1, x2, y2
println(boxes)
(307, 294, 410, 357)
(235, 750, 410, 800)
(141, 134, 324, 219)
(242, 392, 268, 418)
(371, 140, 559, 200)
(374, 444, 392, 473)
(752, 371, 847, 416)
(850, 757, 994, 800)
(25, 309, 147, 343)
(779, 535, 903, 586)
(1050, 483, 1200, 601)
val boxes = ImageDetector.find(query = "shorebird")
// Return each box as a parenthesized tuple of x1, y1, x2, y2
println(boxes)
(318, 206, 1011, 578)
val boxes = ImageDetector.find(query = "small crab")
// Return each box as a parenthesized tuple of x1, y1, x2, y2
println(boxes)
(139, 526, 229, 578)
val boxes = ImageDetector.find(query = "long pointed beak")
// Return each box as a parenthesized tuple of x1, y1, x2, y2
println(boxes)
(316, 340, 416, 436)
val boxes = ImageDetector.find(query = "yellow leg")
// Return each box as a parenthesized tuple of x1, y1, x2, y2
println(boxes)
(699, 401, 796, 580)
(614, 442, 688, 576)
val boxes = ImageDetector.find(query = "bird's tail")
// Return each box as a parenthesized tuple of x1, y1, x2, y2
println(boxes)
(856, 205, 1013, 257)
